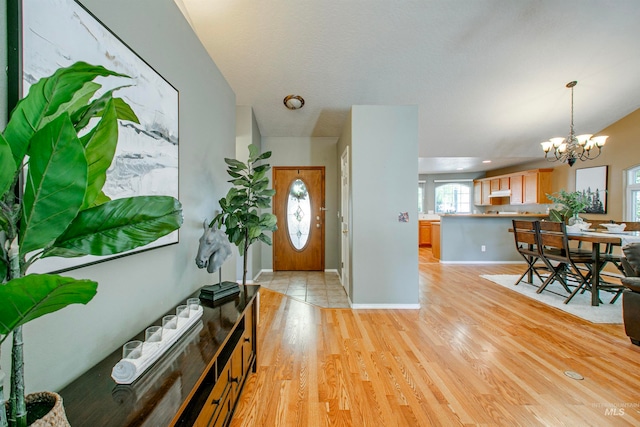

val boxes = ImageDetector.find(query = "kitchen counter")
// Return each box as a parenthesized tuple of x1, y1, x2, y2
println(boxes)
(438, 214, 548, 263)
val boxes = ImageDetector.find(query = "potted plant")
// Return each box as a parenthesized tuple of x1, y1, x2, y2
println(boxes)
(211, 145, 277, 287)
(0, 62, 183, 427)
(546, 189, 590, 225)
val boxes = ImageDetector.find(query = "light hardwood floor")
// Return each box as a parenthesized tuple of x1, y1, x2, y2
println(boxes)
(230, 248, 640, 426)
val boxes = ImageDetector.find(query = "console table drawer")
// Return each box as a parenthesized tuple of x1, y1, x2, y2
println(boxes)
(195, 361, 231, 426)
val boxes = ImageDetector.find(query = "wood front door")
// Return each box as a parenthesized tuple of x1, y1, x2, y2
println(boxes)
(273, 167, 325, 271)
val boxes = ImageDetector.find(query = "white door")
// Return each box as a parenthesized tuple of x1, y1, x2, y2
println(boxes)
(340, 147, 350, 296)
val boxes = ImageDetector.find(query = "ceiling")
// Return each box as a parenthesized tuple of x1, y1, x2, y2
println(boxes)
(176, 0, 640, 174)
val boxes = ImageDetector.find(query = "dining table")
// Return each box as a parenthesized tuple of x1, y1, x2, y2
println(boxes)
(566, 230, 640, 306)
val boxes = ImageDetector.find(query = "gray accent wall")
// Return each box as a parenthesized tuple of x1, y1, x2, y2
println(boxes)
(1, 0, 237, 393)
(236, 106, 263, 281)
(349, 106, 419, 306)
(440, 215, 521, 262)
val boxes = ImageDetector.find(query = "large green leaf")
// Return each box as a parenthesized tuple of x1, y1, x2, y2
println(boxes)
(20, 115, 88, 257)
(58, 81, 102, 128)
(73, 86, 137, 131)
(248, 144, 260, 162)
(224, 158, 247, 170)
(79, 99, 119, 209)
(0, 274, 97, 343)
(4, 62, 128, 168)
(43, 196, 183, 257)
(0, 133, 16, 197)
(113, 98, 140, 123)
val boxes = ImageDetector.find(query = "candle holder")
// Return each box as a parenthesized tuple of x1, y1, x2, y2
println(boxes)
(111, 299, 204, 384)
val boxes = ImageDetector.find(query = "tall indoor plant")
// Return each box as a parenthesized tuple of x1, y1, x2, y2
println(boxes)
(211, 145, 277, 286)
(0, 62, 183, 427)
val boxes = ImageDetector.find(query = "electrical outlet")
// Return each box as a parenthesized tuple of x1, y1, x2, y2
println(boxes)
(481, 245, 486, 252)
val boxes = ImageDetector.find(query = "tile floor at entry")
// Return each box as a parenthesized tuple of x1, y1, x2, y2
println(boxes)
(255, 271, 351, 308)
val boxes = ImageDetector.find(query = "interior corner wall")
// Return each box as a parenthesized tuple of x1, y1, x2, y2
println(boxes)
(350, 105, 419, 306)
(0, 0, 237, 394)
(235, 106, 263, 281)
(337, 110, 353, 296)
(261, 137, 340, 271)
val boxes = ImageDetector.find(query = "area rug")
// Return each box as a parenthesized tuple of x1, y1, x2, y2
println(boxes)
(479, 274, 622, 324)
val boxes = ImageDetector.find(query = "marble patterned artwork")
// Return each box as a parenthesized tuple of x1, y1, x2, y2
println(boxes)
(19, 0, 180, 273)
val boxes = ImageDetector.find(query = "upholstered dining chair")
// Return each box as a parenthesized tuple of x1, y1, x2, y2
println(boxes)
(511, 220, 546, 286)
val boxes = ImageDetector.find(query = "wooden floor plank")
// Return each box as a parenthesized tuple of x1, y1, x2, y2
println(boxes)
(231, 248, 640, 426)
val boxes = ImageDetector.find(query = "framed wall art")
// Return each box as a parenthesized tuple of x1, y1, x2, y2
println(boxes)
(575, 165, 607, 214)
(8, 0, 180, 273)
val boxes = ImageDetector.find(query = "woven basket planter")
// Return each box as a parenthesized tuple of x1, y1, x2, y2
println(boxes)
(25, 391, 70, 427)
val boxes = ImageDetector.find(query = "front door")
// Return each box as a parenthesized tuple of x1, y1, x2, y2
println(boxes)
(273, 167, 325, 271)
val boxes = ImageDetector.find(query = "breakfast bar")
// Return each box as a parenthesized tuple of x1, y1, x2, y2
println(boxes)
(438, 213, 548, 263)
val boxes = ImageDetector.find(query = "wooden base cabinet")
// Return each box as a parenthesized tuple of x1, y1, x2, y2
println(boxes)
(60, 287, 260, 427)
(431, 222, 441, 259)
(419, 220, 433, 246)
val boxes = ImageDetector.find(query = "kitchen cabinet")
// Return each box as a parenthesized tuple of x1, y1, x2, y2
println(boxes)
(481, 180, 491, 205)
(510, 174, 523, 204)
(490, 177, 509, 193)
(523, 169, 553, 204)
(419, 220, 433, 246)
(473, 168, 553, 206)
(431, 222, 440, 259)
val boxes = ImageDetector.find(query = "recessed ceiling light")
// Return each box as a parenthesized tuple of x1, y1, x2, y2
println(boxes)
(482, 160, 492, 164)
(456, 167, 464, 170)
(283, 95, 304, 110)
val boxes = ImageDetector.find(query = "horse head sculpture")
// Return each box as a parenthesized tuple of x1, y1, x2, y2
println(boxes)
(196, 220, 232, 273)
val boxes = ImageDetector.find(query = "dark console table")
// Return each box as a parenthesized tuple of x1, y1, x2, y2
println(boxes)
(59, 285, 259, 426)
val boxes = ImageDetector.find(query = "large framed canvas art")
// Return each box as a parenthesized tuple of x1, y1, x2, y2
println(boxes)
(8, 0, 180, 273)
(575, 165, 608, 214)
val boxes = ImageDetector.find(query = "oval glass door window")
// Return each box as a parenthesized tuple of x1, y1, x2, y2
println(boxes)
(287, 179, 311, 250)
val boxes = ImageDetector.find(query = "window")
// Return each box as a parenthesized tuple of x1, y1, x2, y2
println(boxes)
(435, 181, 472, 214)
(418, 181, 425, 213)
(626, 165, 640, 221)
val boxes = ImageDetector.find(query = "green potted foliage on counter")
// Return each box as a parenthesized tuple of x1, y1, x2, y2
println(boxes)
(546, 189, 589, 224)
(0, 62, 183, 427)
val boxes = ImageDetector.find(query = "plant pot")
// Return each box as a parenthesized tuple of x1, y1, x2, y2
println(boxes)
(25, 391, 70, 427)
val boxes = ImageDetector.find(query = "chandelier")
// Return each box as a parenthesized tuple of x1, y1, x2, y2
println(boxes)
(540, 81, 608, 167)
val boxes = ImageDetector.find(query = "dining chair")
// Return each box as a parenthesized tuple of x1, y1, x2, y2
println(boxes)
(536, 221, 595, 303)
(511, 220, 547, 286)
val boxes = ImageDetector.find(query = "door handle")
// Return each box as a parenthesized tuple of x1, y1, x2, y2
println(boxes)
(342, 229, 348, 234)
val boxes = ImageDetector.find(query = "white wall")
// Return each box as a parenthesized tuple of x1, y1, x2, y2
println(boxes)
(1, 0, 237, 393)
(261, 137, 340, 270)
(350, 106, 419, 306)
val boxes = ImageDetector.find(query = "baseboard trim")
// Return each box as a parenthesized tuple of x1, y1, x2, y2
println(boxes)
(350, 303, 420, 310)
